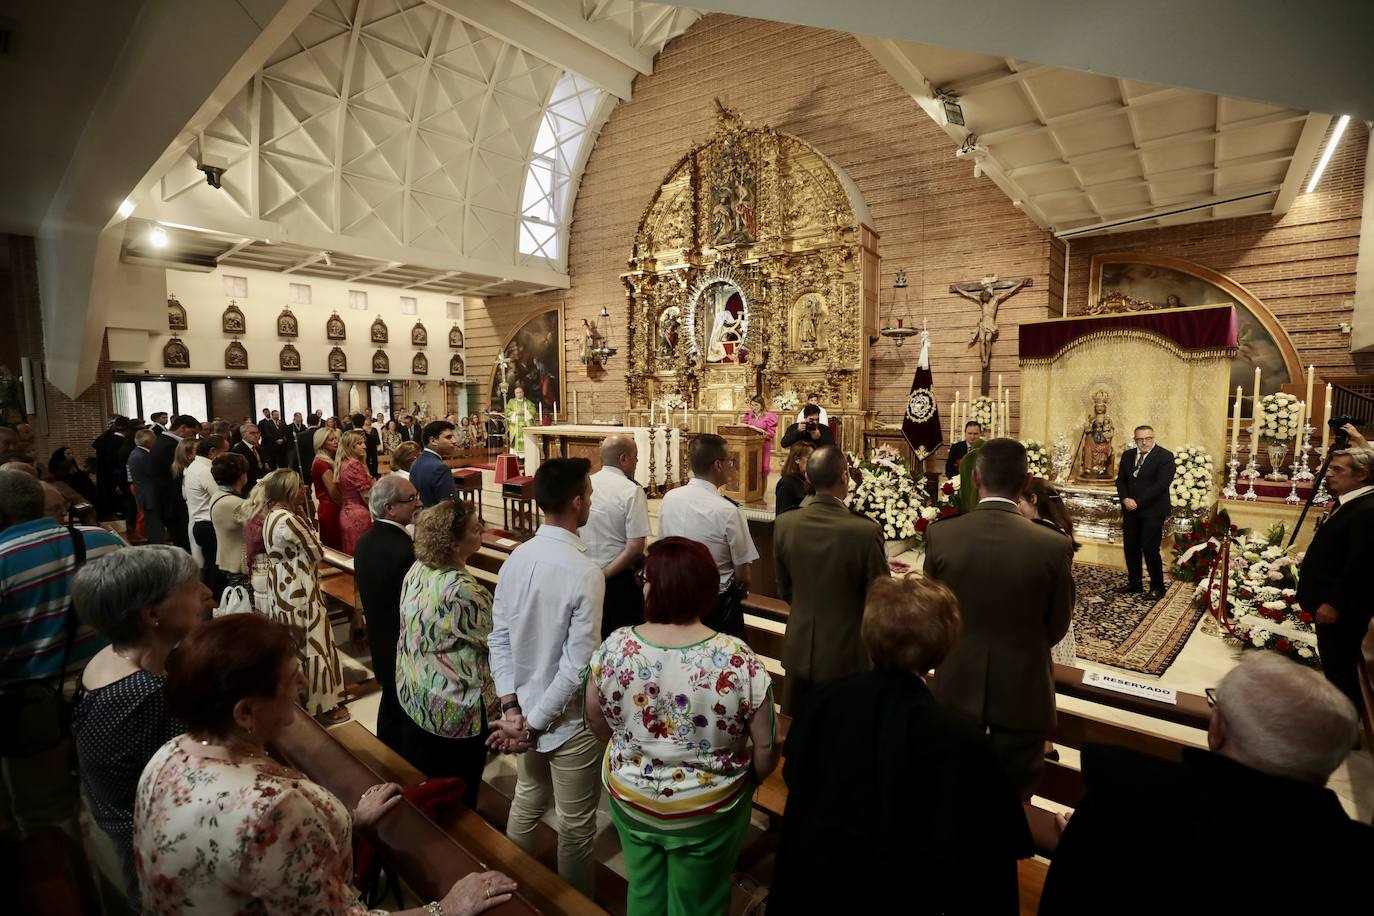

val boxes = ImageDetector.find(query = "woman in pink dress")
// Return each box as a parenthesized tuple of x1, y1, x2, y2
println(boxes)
(741, 394, 780, 478)
(311, 428, 343, 550)
(335, 430, 373, 555)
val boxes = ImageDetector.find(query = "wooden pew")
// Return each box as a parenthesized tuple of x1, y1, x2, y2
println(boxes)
(270, 706, 550, 914)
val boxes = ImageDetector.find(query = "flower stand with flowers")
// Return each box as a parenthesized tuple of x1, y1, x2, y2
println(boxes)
(968, 395, 996, 429)
(1021, 439, 1049, 478)
(771, 389, 801, 414)
(1170, 508, 1236, 582)
(1168, 444, 1216, 533)
(1256, 392, 1301, 480)
(846, 445, 934, 557)
(1194, 522, 1319, 667)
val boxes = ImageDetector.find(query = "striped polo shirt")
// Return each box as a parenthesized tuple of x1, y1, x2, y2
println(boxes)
(0, 518, 125, 685)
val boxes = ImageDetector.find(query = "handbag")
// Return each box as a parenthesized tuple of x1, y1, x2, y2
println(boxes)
(216, 578, 254, 616)
(0, 526, 89, 757)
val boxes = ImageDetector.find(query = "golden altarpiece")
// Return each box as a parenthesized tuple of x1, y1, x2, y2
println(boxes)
(621, 105, 880, 450)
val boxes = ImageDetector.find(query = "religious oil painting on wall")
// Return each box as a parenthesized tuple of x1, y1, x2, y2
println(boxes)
(490, 307, 562, 413)
(1090, 255, 1301, 413)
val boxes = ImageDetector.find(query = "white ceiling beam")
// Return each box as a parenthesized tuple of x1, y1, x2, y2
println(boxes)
(282, 251, 327, 273)
(424, 0, 638, 99)
(215, 237, 256, 262)
(857, 36, 1052, 232)
(133, 195, 569, 289)
(345, 261, 405, 282)
(1273, 112, 1336, 215)
(978, 88, 1190, 145)
(940, 62, 1050, 96)
(1054, 187, 1280, 238)
(507, 0, 656, 74)
(404, 270, 460, 289)
(1027, 152, 1296, 203)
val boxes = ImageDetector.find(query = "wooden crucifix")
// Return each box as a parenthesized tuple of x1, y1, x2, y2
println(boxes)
(948, 274, 1032, 392)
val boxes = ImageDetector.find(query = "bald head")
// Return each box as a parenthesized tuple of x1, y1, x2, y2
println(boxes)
(42, 483, 68, 524)
(600, 434, 638, 478)
(0, 469, 44, 529)
(805, 445, 850, 496)
(1210, 653, 1359, 785)
(1, 461, 38, 478)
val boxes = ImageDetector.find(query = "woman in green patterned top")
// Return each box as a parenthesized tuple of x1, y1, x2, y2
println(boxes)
(395, 498, 499, 807)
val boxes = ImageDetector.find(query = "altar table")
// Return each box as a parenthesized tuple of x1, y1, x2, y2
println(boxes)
(524, 424, 682, 489)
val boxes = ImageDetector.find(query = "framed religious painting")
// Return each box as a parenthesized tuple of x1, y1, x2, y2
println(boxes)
(222, 301, 246, 334)
(328, 347, 347, 373)
(224, 339, 248, 371)
(279, 344, 301, 371)
(411, 321, 428, 346)
(371, 317, 389, 343)
(412, 352, 428, 375)
(489, 306, 563, 414)
(163, 337, 190, 369)
(449, 353, 465, 376)
(326, 312, 347, 340)
(277, 307, 299, 337)
(1088, 254, 1303, 414)
(448, 324, 464, 348)
(372, 350, 389, 374)
(167, 295, 188, 331)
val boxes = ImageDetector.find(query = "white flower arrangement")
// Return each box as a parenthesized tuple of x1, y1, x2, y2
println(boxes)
(660, 392, 686, 410)
(1169, 444, 1216, 513)
(771, 389, 800, 412)
(846, 448, 929, 542)
(1021, 440, 1049, 478)
(1256, 391, 1301, 443)
(968, 396, 995, 427)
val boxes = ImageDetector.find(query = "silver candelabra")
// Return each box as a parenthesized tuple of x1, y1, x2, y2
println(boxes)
(1241, 426, 1260, 501)
(1293, 423, 1316, 483)
(1222, 445, 1241, 500)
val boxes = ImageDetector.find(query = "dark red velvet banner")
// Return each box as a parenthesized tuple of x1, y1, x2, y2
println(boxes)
(1018, 305, 1237, 360)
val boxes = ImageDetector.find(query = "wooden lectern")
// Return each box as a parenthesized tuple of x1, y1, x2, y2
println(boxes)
(717, 425, 767, 504)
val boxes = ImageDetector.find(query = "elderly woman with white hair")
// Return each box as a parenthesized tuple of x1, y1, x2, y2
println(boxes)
(1040, 652, 1370, 913)
(70, 545, 214, 912)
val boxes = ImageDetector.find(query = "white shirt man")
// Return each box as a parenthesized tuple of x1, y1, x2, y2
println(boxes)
(579, 435, 650, 636)
(488, 458, 605, 895)
(794, 396, 830, 427)
(182, 454, 217, 525)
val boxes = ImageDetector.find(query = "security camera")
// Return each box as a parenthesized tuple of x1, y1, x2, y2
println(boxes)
(197, 152, 229, 189)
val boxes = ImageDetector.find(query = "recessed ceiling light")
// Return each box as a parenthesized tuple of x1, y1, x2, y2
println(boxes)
(1306, 115, 1350, 193)
(149, 226, 169, 248)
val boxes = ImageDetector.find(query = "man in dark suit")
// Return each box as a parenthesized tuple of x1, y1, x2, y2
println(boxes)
(411, 419, 458, 506)
(230, 423, 270, 495)
(923, 437, 1074, 799)
(1296, 446, 1374, 705)
(92, 416, 130, 517)
(779, 403, 836, 449)
(127, 428, 157, 542)
(774, 445, 890, 715)
(1040, 653, 1370, 914)
(353, 413, 380, 477)
(146, 414, 199, 549)
(1114, 424, 1176, 595)
(353, 475, 419, 751)
(147, 412, 168, 436)
(286, 413, 306, 470)
(944, 420, 982, 478)
(297, 413, 321, 473)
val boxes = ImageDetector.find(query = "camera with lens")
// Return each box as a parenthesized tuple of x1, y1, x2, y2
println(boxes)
(1328, 415, 1359, 448)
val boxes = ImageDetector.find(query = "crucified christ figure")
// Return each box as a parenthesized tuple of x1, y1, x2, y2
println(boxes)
(949, 274, 1033, 371)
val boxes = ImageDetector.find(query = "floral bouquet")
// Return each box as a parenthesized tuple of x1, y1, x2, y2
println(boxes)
(771, 389, 800, 413)
(846, 447, 932, 543)
(660, 392, 686, 410)
(968, 395, 996, 428)
(1021, 439, 1049, 478)
(1169, 445, 1216, 514)
(1194, 522, 1319, 666)
(1256, 392, 1301, 443)
(1171, 508, 1235, 582)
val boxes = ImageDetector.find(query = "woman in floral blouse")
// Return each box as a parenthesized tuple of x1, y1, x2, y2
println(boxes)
(134, 613, 517, 916)
(586, 536, 776, 916)
(395, 498, 499, 808)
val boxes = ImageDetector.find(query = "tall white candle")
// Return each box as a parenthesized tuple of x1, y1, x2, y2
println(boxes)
(1251, 367, 1262, 435)
(1321, 383, 1332, 452)
(553, 402, 558, 424)
(1231, 386, 1242, 454)
(968, 375, 974, 404)
(1295, 401, 1305, 452)
(1304, 365, 1315, 416)
(538, 403, 543, 424)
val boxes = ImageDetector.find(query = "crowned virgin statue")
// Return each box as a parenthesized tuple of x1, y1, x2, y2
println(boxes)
(1075, 389, 1117, 481)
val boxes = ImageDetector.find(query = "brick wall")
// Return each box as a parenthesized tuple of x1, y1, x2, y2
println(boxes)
(475, 14, 1056, 435)
(0, 234, 111, 465)
(1065, 122, 1372, 381)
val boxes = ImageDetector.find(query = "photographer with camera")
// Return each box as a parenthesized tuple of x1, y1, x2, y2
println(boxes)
(1296, 414, 1374, 707)
(781, 403, 836, 449)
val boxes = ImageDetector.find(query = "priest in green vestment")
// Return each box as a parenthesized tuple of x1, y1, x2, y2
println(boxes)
(505, 386, 535, 452)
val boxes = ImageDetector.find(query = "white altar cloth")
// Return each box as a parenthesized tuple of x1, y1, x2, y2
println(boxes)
(524, 424, 682, 488)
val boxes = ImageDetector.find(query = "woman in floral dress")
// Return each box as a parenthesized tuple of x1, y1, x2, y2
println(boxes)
(134, 613, 516, 916)
(311, 427, 343, 550)
(586, 536, 776, 916)
(260, 469, 348, 723)
(335, 430, 373, 555)
(380, 419, 402, 455)
(740, 394, 779, 478)
(394, 499, 498, 808)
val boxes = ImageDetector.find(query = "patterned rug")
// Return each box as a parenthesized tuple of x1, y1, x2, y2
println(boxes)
(1071, 564, 1204, 676)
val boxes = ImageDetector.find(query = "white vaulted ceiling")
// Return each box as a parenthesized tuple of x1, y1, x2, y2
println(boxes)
(131, 0, 699, 295)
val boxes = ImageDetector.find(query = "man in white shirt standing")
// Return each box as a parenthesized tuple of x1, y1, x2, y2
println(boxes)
(580, 434, 650, 639)
(794, 392, 829, 427)
(658, 433, 759, 637)
(184, 435, 227, 592)
(488, 457, 606, 895)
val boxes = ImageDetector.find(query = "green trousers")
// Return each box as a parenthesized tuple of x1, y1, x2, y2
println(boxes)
(608, 791, 753, 916)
